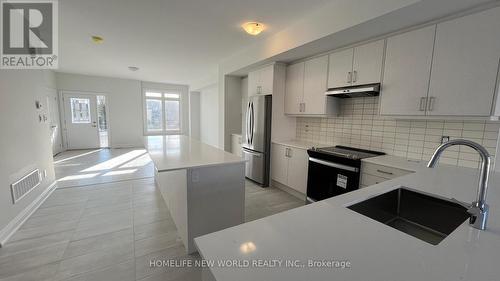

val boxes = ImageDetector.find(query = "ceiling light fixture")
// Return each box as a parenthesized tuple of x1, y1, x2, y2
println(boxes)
(91, 35, 104, 44)
(242, 22, 265, 35)
(128, 66, 139, 72)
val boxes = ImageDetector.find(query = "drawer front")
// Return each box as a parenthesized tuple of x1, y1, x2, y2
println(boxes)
(361, 173, 388, 187)
(362, 162, 412, 180)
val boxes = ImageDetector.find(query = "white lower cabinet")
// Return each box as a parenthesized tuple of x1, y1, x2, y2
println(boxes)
(271, 144, 288, 184)
(231, 134, 242, 157)
(271, 143, 308, 194)
(360, 162, 412, 188)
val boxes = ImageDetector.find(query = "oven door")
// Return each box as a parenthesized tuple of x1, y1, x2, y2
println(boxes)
(306, 157, 360, 203)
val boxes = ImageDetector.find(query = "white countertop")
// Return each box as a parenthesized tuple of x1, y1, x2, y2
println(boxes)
(272, 139, 326, 150)
(362, 155, 428, 172)
(195, 163, 500, 281)
(144, 135, 245, 172)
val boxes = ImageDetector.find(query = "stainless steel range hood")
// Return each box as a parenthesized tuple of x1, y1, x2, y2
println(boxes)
(325, 83, 380, 98)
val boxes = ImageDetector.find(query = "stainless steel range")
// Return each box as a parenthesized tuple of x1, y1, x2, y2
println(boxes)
(306, 146, 384, 203)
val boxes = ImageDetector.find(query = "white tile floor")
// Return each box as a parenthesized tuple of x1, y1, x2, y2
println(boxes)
(0, 149, 304, 281)
(54, 149, 154, 188)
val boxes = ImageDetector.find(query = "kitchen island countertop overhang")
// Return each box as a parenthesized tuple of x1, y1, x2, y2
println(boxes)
(145, 135, 247, 254)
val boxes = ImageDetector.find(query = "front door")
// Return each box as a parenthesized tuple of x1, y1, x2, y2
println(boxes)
(63, 93, 100, 149)
(46, 88, 63, 155)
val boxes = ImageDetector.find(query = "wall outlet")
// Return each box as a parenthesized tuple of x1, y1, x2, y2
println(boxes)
(441, 136, 450, 144)
(191, 170, 199, 183)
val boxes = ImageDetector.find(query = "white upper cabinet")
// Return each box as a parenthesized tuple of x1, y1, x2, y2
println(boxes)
(303, 55, 329, 114)
(428, 7, 500, 116)
(248, 70, 260, 96)
(327, 40, 384, 89)
(352, 40, 385, 86)
(285, 55, 337, 116)
(259, 64, 275, 95)
(380, 25, 436, 116)
(248, 64, 275, 96)
(285, 62, 304, 115)
(327, 48, 354, 88)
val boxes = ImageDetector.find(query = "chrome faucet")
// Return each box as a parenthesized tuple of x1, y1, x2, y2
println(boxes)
(427, 139, 491, 230)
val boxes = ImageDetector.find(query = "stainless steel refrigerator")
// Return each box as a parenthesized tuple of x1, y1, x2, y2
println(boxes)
(242, 95, 272, 186)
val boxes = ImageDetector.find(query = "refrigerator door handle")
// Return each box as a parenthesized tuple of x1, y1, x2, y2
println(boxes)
(250, 102, 255, 144)
(246, 102, 251, 144)
(243, 148, 262, 157)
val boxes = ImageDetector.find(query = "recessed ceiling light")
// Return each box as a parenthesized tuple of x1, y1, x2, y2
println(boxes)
(128, 66, 139, 72)
(91, 35, 104, 44)
(242, 22, 265, 35)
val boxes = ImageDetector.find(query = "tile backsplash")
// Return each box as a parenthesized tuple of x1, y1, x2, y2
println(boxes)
(296, 97, 500, 168)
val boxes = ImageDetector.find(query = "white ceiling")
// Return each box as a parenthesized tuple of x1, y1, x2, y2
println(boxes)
(58, 0, 334, 86)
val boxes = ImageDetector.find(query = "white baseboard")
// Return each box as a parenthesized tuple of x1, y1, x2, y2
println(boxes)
(0, 181, 58, 247)
(271, 180, 306, 201)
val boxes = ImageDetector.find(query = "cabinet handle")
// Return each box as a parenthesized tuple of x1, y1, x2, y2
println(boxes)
(419, 97, 427, 111)
(288, 148, 293, 158)
(302, 103, 306, 113)
(347, 72, 352, 83)
(352, 71, 358, 83)
(428, 97, 435, 111)
(376, 169, 394, 175)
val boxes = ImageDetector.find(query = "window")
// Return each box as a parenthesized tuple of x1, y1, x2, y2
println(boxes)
(144, 90, 182, 134)
(70, 98, 91, 123)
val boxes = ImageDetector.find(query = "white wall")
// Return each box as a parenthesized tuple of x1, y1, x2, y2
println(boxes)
(56, 73, 144, 148)
(189, 91, 201, 139)
(223, 76, 243, 151)
(199, 84, 219, 147)
(0, 70, 57, 242)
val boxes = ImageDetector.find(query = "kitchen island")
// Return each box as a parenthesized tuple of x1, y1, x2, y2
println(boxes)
(195, 160, 500, 281)
(145, 135, 246, 254)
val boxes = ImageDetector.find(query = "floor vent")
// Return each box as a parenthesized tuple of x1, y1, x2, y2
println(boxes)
(11, 169, 42, 204)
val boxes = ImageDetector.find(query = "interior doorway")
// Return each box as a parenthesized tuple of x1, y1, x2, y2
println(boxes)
(62, 91, 110, 150)
(46, 88, 64, 155)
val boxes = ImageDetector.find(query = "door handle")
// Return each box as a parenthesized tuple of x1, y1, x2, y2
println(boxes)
(428, 97, 435, 111)
(376, 169, 394, 176)
(246, 102, 251, 144)
(285, 148, 291, 158)
(419, 97, 427, 111)
(250, 102, 254, 144)
(352, 70, 358, 83)
(244, 149, 262, 157)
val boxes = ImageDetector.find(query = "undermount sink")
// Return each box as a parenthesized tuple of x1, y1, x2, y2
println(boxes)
(347, 188, 470, 245)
